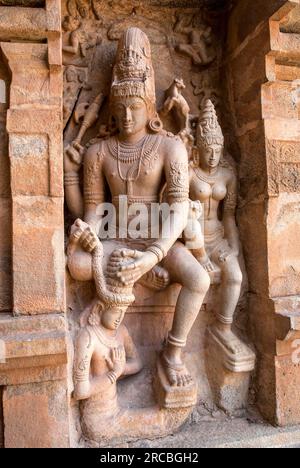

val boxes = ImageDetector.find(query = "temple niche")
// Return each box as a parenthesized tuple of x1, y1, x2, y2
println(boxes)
(0, 0, 299, 450)
(63, 0, 255, 446)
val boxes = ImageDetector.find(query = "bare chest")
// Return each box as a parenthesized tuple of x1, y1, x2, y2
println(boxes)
(103, 136, 164, 196)
(190, 170, 227, 204)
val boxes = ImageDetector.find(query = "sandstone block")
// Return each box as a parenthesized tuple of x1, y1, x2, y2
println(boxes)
(3, 380, 70, 448)
(205, 331, 253, 415)
(12, 196, 65, 315)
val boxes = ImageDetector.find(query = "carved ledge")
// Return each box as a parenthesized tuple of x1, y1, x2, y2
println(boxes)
(0, 314, 67, 386)
(0, 1, 44, 6)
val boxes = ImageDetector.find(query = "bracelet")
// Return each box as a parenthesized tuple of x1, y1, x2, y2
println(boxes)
(64, 173, 80, 187)
(107, 371, 117, 384)
(147, 242, 167, 263)
(167, 332, 186, 349)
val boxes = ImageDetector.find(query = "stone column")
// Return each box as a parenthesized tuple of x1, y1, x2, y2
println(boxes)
(225, 0, 300, 425)
(0, 0, 70, 447)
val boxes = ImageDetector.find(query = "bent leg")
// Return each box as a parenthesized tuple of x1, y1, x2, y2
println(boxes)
(161, 242, 210, 386)
(211, 255, 250, 355)
(162, 97, 175, 116)
(217, 255, 243, 325)
(176, 44, 201, 64)
(67, 238, 122, 282)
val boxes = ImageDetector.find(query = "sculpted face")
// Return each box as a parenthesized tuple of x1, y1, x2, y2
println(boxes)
(200, 144, 223, 169)
(112, 97, 148, 138)
(101, 307, 127, 331)
(62, 16, 80, 32)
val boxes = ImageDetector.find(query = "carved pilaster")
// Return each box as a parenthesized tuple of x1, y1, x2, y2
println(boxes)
(0, 0, 70, 448)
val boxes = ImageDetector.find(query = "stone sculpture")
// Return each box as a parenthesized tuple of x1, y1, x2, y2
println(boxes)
(65, 27, 211, 442)
(174, 14, 216, 67)
(161, 78, 191, 135)
(189, 100, 255, 372)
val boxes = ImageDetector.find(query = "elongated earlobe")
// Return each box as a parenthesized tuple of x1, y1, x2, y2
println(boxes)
(148, 114, 163, 133)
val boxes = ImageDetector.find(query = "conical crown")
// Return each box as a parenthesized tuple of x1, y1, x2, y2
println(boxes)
(197, 99, 224, 147)
(111, 27, 156, 115)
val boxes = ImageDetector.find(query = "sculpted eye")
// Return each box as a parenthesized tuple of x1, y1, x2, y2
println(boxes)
(114, 105, 123, 113)
(131, 103, 143, 110)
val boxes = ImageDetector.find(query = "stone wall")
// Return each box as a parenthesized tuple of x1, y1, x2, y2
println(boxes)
(225, 0, 300, 426)
(0, 0, 70, 448)
(0, 55, 11, 313)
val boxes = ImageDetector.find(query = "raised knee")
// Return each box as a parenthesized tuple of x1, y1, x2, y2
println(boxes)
(185, 266, 210, 295)
(224, 264, 243, 286)
(68, 250, 93, 282)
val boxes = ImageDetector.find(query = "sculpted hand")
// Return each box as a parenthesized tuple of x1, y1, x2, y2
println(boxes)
(218, 247, 239, 263)
(199, 255, 214, 273)
(64, 142, 85, 173)
(106, 347, 126, 378)
(110, 249, 157, 287)
(71, 220, 100, 253)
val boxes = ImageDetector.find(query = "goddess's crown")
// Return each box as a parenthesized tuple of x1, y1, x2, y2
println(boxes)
(197, 99, 224, 147)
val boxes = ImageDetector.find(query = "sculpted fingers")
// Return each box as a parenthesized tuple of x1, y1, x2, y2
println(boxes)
(119, 261, 137, 272)
(120, 249, 142, 259)
(117, 269, 141, 286)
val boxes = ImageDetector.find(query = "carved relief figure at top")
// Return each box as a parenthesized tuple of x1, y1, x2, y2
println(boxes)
(174, 13, 216, 67)
(62, 14, 101, 59)
(64, 27, 210, 394)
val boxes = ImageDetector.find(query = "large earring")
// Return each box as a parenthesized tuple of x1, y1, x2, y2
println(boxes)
(192, 147, 200, 167)
(88, 302, 103, 326)
(148, 114, 163, 133)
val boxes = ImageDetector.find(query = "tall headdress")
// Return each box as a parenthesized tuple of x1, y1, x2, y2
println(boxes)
(110, 27, 157, 118)
(197, 99, 224, 147)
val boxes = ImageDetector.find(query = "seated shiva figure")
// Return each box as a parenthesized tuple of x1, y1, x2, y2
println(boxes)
(64, 28, 210, 387)
(189, 100, 255, 369)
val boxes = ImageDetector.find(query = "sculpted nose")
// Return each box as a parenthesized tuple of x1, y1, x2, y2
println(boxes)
(125, 107, 132, 121)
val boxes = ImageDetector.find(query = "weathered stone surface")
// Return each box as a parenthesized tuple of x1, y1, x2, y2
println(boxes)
(0, 0, 299, 450)
(225, 0, 300, 427)
(12, 196, 65, 315)
(3, 380, 70, 448)
(0, 6, 48, 41)
(226, 0, 297, 54)
(0, 314, 67, 385)
(275, 355, 300, 426)
(268, 194, 300, 298)
(205, 330, 252, 414)
(10, 134, 50, 197)
(0, 199, 12, 311)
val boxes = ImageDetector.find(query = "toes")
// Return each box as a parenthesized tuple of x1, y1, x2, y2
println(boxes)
(187, 375, 193, 385)
(182, 375, 189, 387)
(169, 371, 177, 387)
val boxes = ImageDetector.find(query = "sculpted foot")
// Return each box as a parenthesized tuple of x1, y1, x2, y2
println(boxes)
(210, 322, 249, 355)
(161, 351, 193, 387)
(139, 266, 170, 291)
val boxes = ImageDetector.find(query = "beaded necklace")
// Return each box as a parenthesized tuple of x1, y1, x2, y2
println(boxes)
(107, 134, 161, 195)
(193, 166, 220, 217)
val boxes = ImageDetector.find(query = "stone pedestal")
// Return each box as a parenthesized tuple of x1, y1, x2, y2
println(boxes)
(154, 357, 198, 410)
(205, 330, 254, 415)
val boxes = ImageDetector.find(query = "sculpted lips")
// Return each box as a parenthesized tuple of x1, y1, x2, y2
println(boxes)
(114, 318, 121, 328)
(123, 122, 133, 129)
